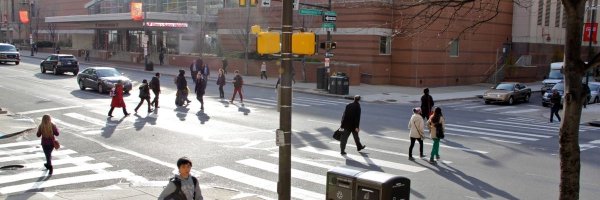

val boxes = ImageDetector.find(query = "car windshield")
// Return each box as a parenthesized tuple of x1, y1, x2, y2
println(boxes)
(552, 83, 565, 91)
(96, 68, 121, 77)
(0, 45, 17, 52)
(495, 83, 515, 90)
(548, 70, 563, 79)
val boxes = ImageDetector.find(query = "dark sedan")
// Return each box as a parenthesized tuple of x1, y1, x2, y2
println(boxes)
(40, 54, 79, 75)
(77, 67, 132, 94)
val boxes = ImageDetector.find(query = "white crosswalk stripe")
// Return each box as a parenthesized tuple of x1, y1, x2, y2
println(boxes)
(217, 96, 346, 109)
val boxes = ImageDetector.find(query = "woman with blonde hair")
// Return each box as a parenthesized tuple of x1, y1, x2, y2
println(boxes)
(36, 115, 60, 175)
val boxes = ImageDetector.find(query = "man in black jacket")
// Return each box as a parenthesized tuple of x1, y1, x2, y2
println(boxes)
(149, 73, 161, 108)
(339, 95, 366, 155)
(550, 89, 561, 123)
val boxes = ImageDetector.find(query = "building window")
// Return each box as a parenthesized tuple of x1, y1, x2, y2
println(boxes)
(544, 0, 551, 26)
(379, 36, 391, 55)
(449, 39, 459, 57)
(537, 0, 544, 25)
(555, 1, 561, 27)
(562, 7, 567, 28)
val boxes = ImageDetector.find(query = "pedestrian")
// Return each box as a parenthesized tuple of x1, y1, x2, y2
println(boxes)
(408, 107, 426, 160)
(108, 80, 130, 117)
(157, 157, 204, 200)
(85, 49, 90, 61)
(222, 58, 228, 74)
(420, 88, 434, 120)
(159, 49, 165, 65)
(427, 107, 445, 164)
(134, 79, 153, 113)
(190, 59, 202, 84)
(550, 89, 562, 123)
(260, 62, 268, 80)
(275, 76, 281, 89)
(175, 70, 192, 106)
(36, 114, 59, 175)
(33, 43, 38, 54)
(339, 95, 366, 155)
(216, 68, 226, 99)
(200, 63, 210, 79)
(583, 82, 591, 108)
(55, 46, 60, 54)
(195, 74, 207, 110)
(230, 70, 244, 104)
(150, 73, 161, 108)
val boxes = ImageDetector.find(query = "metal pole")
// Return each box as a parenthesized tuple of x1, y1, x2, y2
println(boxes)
(326, 0, 331, 64)
(588, 6, 596, 85)
(244, 1, 250, 74)
(144, 1, 148, 68)
(278, 0, 292, 198)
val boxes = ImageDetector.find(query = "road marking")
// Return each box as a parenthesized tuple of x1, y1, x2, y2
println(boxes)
(306, 119, 339, 126)
(463, 105, 489, 109)
(480, 137, 522, 144)
(242, 99, 275, 108)
(471, 121, 555, 133)
(253, 98, 310, 107)
(445, 127, 538, 141)
(292, 98, 336, 105)
(0, 149, 77, 162)
(0, 146, 41, 155)
(64, 113, 117, 126)
(295, 97, 345, 104)
(0, 163, 112, 184)
(269, 153, 336, 169)
(501, 108, 540, 114)
(298, 146, 426, 173)
(446, 124, 551, 138)
(0, 140, 39, 148)
(328, 141, 453, 164)
(17, 106, 83, 115)
(484, 120, 557, 130)
(237, 159, 325, 185)
(19, 156, 95, 169)
(483, 106, 515, 111)
(0, 170, 134, 195)
(202, 166, 324, 200)
(367, 134, 489, 154)
(45, 117, 87, 131)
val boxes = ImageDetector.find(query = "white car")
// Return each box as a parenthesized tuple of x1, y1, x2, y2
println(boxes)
(589, 82, 600, 104)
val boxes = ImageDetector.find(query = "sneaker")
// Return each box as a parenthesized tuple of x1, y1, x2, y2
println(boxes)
(408, 157, 415, 161)
(436, 155, 441, 160)
(357, 145, 366, 152)
(429, 159, 437, 164)
(420, 154, 426, 158)
(340, 152, 347, 156)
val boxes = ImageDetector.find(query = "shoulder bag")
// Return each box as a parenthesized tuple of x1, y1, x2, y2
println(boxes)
(435, 123, 445, 139)
(333, 128, 344, 141)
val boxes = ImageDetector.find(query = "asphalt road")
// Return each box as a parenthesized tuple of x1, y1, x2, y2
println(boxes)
(1, 57, 599, 199)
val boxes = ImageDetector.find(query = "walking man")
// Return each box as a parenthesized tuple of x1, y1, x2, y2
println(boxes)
(550, 89, 562, 123)
(230, 70, 244, 104)
(217, 68, 226, 99)
(195, 74, 207, 110)
(85, 49, 90, 61)
(134, 79, 153, 113)
(260, 62, 268, 80)
(157, 157, 204, 200)
(150, 73, 161, 108)
(420, 88, 434, 120)
(222, 58, 228, 74)
(339, 95, 366, 155)
(159, 48, 165, 65)
(408, 107, 426, 160)
(190, 59, 202, 84)
(200, 63, 210, 79)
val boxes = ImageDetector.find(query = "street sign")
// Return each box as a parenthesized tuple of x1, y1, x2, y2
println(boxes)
(321, 22, 335, 28)
(325, 57, 330, 67)
(299, 9, 322, 16)
(323, 16, 336, 22)
(262, 0, 271, 7)
(325, 52, 334, 58)
(293, 0, 299, 10)
(323, 11, 337, 16)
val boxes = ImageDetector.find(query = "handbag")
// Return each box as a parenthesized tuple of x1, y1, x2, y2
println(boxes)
(109, 88, 116, 97)
(435, 123, 445, 139)
(53, 139, 60, 150)
(333, 128, 344, 141)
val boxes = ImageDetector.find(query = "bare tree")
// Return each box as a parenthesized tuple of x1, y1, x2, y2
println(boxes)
(386, 0, 591, 198)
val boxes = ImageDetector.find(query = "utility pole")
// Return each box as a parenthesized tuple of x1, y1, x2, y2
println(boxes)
(278, 0, 292, 198)
(244, 0, 250, 75)
(29, 0, 33, 56)
(144, 1, 148, 68)
(588, 2, 596, 85)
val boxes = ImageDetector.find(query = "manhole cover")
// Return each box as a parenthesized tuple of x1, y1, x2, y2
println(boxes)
(0, 165, 24, 170)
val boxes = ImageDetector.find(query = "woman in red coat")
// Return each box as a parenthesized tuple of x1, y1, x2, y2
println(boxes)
(108, 80, 130, 117)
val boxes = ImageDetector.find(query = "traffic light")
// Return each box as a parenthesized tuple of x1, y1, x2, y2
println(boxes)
(319, 42, 336, 50)
(256, 32, 281, 55)
(292, 32, 316, 55)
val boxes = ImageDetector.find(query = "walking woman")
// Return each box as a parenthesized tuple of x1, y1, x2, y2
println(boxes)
(407, 107, 425, 160)
(216, 68, 226, 99)
(108, 80, 130, 117)
(195, 74, 207, 110)
(36, 115, 59, 175)
(134, 79, 153, 113)
(427, 107, 445, 164)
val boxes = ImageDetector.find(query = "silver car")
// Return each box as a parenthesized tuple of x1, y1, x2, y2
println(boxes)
(589, 82, 600, 104)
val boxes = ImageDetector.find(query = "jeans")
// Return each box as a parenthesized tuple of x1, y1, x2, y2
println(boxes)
(135, 97, 151, 112)
(339, 129, 363, 153)
(409, 137, 424, 157)
(261, 71, 268, 79)
(430, 138, 440, 160)
(42, 144, 54, 169)
(151, 90, 159, 107)
(197, 95, 204, 108)
(550, 106, 561, 122)
(218, 85, 225, 98)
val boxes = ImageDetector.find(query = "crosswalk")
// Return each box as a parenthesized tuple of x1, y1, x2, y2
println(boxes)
(0, 141, 144, 195)
(213, 96, 348, 109)
(441, 100, 543, 114)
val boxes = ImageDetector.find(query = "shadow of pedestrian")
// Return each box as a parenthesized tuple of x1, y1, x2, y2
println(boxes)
(175, 106, 190, 121)
(219, 99, 230, 108)
(230, 103, 250, 115)
(342, 153, 384, 172)
(133, 113, 157, 130)
(196, 110, 210, 124)
(102, 116, 126, 138)
(5, 171, 52, 198)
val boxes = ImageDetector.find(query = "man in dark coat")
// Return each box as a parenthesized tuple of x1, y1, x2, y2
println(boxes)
(194, 74, 207, 110)
(190, 59, 202, 84)
(149, 73, 161, 108)
(420, 88, 434, 120)
(339, 95, 366, 155)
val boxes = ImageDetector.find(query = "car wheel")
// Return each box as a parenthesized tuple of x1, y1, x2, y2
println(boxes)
(508, 96, 514, 105)
(78, 80, 86, 90)
(73, 70, 78, 76)
(98, 84, 105, 93)
(484, 100, 490, 105)
(15, 61, 19, 65)
(524, 94, 530, 103)
(53, 66, 59, 75)
(40, 66, 46, 73)
(595, 97, 599, 104)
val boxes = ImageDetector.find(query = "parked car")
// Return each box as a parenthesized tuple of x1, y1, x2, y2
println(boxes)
(0, 43, 20, 65)
(76, 67, 132, 94)
(483, 82, 532, 105)
(588, 82, 600, 104)
(542, 82, 564, 107)
(40, 54, 79, 75)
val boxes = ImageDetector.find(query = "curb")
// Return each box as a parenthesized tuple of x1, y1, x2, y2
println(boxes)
(589, 121, 600, 127)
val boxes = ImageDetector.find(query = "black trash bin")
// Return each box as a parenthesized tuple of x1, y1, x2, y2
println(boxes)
(317, 67, 326, 89)
(145, 61, 154, 71)
(326, 166, 365, 200)
(329, 76, 339, 94)
(338, 75, 349, 95)
(355, 171, 411, 200)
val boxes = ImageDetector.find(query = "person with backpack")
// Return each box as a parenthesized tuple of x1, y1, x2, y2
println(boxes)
(230, 70, 244, 104)
(427, 107, 445, 164)
(134, 79, 153, 113)
(157, 157, 203, 200)
(150, 73, 161, 108)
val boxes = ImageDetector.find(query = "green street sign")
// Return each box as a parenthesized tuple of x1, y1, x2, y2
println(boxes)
(299, 9, 322, 16)
(321, 23, 335, 28)
(323, 11, 337, 16)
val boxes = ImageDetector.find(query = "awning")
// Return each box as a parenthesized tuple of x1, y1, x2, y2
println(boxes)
(45, 12, 216, 23)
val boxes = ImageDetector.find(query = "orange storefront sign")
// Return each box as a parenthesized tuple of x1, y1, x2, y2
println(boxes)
(130, 2, 143, 21)
(19, 10, 29, 24)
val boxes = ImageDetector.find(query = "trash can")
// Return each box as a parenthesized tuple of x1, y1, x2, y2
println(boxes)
(338, 75, 349, 95)
(326, 166, 365, 200)
(355, 171, 411, 200)
(145, 61, 154, 71)
(317, 67, 327, 89)
(329, 76, 339, 94)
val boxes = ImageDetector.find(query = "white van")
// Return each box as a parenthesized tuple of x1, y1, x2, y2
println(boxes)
(541, 62, 564, 94)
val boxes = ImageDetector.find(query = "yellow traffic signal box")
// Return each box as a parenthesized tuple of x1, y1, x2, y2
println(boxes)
(257, 32, 281, 55)
(240, 0, 257, 6)
(292, 32, 316, 55)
